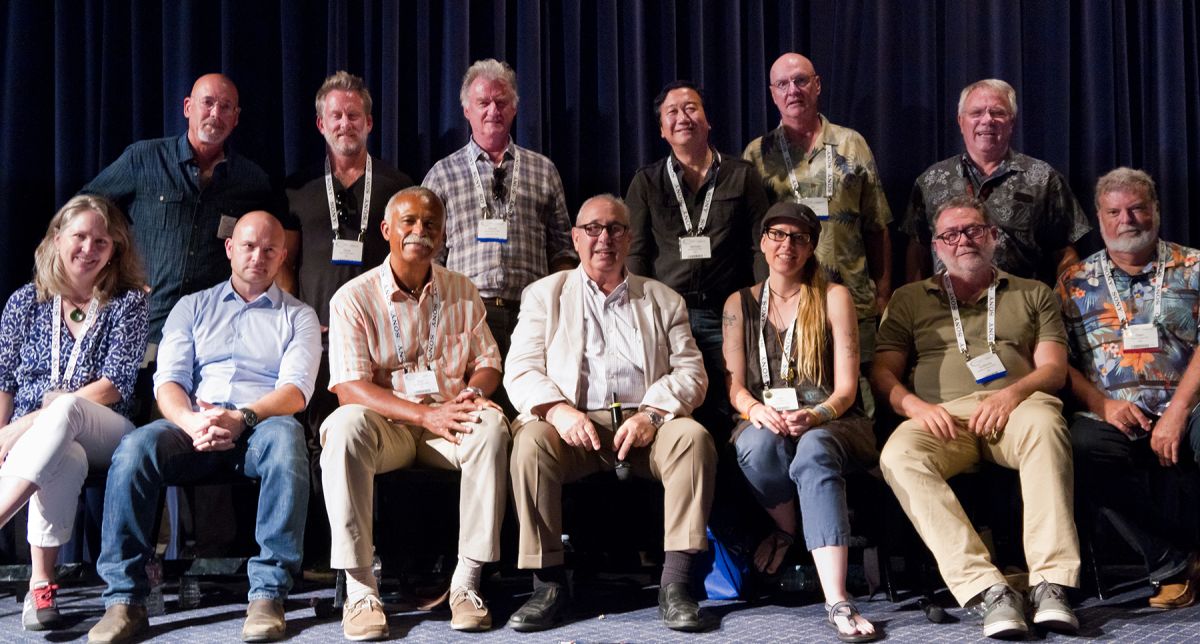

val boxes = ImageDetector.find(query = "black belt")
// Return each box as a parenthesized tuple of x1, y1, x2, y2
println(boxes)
(484, 297, 521, 310)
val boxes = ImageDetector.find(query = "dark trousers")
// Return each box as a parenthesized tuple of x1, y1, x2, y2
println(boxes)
(484, 300, 520, 419)
(1070, 409, 1200, 582)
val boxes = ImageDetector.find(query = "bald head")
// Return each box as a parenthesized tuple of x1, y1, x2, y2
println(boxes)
(226, 211, 286, 298)
(185, 73, 240, 148)
(769, 53, 821, 126)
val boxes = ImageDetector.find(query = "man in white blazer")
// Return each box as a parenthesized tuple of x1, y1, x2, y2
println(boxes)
(503, 193, 716, 633)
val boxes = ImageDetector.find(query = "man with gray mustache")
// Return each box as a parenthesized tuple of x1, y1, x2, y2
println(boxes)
(1058, 167, 1200, 609)
(320, 187, 509, 639)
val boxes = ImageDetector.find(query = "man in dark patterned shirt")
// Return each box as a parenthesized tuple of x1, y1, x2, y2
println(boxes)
(82, 73, 286, 345)
(902, 79, 1090, 287)
(423, 59, 576, 366)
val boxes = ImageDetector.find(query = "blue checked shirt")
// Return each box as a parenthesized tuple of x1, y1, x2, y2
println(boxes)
(82, 134, 280, 342)
(423, 138, 575, 301)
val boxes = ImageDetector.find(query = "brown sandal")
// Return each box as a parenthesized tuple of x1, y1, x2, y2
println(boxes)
(826, 600, 878, 643)
(753, 529, 794, 575)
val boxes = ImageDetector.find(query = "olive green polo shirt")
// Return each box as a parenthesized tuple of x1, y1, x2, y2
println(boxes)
(876, 269, 1067, 404)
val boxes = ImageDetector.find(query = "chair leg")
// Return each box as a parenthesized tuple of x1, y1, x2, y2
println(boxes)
(1086, 537, 1108, 600)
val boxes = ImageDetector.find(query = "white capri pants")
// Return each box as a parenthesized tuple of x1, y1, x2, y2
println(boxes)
(0, 394, 132, 547)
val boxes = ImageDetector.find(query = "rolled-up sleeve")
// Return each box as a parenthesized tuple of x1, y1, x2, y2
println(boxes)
(153, 294, 199, 397)
(275, 302, 322, 403)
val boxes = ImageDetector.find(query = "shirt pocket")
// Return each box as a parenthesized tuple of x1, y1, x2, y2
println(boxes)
(136, 190, 189, 230)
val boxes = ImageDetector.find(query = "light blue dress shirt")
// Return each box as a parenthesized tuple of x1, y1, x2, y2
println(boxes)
(153, 280, 321, 409)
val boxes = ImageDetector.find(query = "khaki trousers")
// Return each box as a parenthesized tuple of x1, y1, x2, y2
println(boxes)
(510, 412, 716, 569)
(319, 404, 510, 568)
(879, 391, 1080, 605)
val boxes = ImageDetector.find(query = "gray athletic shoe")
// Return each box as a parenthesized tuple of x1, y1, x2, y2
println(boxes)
(981, 583, 1028, 639)
(1030, 580, 1078, 633)
(22, 581, 61, 631)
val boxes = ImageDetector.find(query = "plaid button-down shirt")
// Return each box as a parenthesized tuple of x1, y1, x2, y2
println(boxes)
(423, 138, 575, 301)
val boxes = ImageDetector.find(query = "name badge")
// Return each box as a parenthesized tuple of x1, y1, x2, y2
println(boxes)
(763, 387, 800, 411)
(217, 214, 238, 239)
(1123, 323, 1160, 353)
(679, 236, 713, 260)
(41, 390, 66, 408)
(403, 370, 440, 396)
(477, 219, 509, 242)
(799, 197, 830, 220)
(967, 352, 1008, 384)
(331, 239, 364, 265)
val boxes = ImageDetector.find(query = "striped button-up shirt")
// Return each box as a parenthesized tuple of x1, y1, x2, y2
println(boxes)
(327, 260, 501, 403)
(578, 268, 646, 410)
(422, 138, 575, 301)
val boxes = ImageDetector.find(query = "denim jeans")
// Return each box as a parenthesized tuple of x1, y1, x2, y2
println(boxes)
(735, 424, 853, 550)
(97, 415, 309, 605)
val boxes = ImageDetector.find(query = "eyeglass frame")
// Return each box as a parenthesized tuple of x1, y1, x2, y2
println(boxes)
(932, 223, 994, 245)
(574, 222, 630, 239)
(762, 227, 813, 245)
(770, 75, 815, 92)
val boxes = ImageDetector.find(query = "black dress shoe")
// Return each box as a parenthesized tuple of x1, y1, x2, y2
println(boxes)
(507, 584, 568, 632)
(658, 582, 707, 632)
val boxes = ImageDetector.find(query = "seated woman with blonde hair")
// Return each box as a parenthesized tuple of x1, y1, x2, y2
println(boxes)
(722, 202, 878, 642)
(0, 194, 148, 631)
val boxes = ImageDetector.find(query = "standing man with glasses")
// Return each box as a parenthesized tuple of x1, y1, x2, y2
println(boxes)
(872, 195, 1080, 639)
(744, 54, 893, 403)
(626, 80, 769, 440)
(283, 71, 413, 568)
(504, 194, 716, 634)
(423, 59, 576, 384)
(902, 79, 1090, 286)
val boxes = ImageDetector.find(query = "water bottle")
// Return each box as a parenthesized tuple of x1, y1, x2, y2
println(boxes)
(371, 553, 383, 590)
(145, 558, 166, 616)
(779, 564, 818, 593)
(178, 575, 201, 609)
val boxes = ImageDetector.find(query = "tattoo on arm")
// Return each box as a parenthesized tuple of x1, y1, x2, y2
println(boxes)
(722, 312, 738, 327)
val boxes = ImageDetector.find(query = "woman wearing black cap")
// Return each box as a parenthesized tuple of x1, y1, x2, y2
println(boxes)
(722, 201, 878, 642)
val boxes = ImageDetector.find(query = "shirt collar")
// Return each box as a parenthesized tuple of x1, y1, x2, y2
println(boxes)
(467, 136, 514, 164)
(1103, 239, 1175, 277)
(578, 265, 629, 303)
(220, 280, 282, 308)
(379, 259, 438, 303)
(959, 148, 1020, 181)
(668, 147, 721, 187)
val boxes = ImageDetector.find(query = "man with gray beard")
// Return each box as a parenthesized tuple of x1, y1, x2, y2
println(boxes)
(1058, 167, 1200, 609)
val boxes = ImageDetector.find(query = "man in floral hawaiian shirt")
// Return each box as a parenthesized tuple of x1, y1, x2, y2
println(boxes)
(1058, 167, 1200, 609)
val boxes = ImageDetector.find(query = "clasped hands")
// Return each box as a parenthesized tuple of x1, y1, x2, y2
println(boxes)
(181, 401, 247, 452)
(419, 388, 502, 445)
(748, 403, 820, 438)
(546, 403, 656, 461)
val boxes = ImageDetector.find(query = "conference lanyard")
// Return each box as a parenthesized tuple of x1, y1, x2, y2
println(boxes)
(324, 155, 372, 241)
(1100, 241, 1167, 328)
(51, 295, 100, 388)
(778, 129, 833, 202)
(665, 150, 720, 236)
(757, 285, 796, 388)
(468, 147, 521, 220)
(378, 264, 441, 371)
(943, 273, 997, 359)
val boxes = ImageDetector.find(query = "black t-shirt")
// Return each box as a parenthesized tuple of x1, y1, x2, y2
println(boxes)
(285, 157, 413, 325)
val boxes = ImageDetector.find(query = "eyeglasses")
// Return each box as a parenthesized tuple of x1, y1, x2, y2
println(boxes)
(964, 107, 1011, 121)
(770, 75, 814, 92)
(763, 228, 813, 245)
(492, 165, 508, 203)
(575, 222, 630, 239)
(334, 189, 356, 227)
(933, 224, 992, 245)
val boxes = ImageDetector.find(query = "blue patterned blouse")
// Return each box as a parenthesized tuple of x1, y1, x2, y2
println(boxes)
(0, 284, 149, 420)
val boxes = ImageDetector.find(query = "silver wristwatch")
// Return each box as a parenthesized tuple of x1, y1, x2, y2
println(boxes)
(641, 409, 666, 429)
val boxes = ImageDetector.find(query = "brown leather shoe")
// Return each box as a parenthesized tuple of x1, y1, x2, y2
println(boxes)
(242, 599, 286, 642)
(87, 603, 149, 643)
(1150, 556, 1200, 609)
(449, 587, 492, 631)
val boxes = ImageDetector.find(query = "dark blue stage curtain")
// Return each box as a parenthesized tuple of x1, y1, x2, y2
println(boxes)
(2, 0, 1198, 298)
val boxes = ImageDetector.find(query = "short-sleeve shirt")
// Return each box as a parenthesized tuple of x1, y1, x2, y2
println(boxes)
(901, 150, 1090, 286)
(1057, 241, 1200, 416)
(744, 116, 893, 319)
(0, 285, 149, 420)
(327, 260, 502, 403)
(876, 270, 1067, 404)
(422, 139, 575, 301)
(285, 156, 413, 325)
(625, 150, 769, 309)
(81, 134, 290, 341)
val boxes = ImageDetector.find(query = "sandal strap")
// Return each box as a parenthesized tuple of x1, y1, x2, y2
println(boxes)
(827, 600, 859, 622)
(772, 529, 795, 546)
